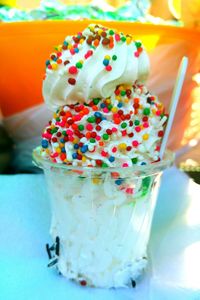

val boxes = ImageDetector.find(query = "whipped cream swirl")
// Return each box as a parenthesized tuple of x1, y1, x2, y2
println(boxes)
(43, 24, 150, 110)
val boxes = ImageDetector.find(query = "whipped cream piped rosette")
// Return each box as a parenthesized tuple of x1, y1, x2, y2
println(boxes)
(41, 83, 167, 167)
(43, 24, 149, 109)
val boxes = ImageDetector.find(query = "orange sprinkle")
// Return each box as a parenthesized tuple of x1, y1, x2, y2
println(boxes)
(92, 105, 98, 111)
(83, 108, 90, 115)
(60, 153, 66, 161)
(114, 118, 121, 125)
(109, 43, 114, 49)
(72, 123, 78, 130)
(134, 98, 140, 103)
(99, 141, 104, 147)
(85, 132, 91, 139)
(57, 59, 62, 64)
(93, 39, 100, 47)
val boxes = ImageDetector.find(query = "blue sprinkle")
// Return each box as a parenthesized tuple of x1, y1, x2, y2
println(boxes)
(141, 162, 147, 165)
(81, 145, 88, 153)
(103, 59, 109, 66)
(63, 41, 68, 46)
(108, 156, 115, 162)
(60, 138, 65, 143)
(72, 153, 77, 159)
(61, 147, 66, 153)
(115, 179, 123, 185)
(74, 144, 79, 149)
(117, 102, 123, 108)
(41, 139, 48, 148)
(94, 112, 102, 118)
(74, 48, 79, 53)
(45, 60, 50, 66)
(53, 57, 57, 61)
(100, 103, 106, 108)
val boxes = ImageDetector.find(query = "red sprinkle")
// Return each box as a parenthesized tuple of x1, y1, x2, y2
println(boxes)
(132, 140, 139, 147)
(105, 65, 112, 71)
(68, 78, 76, 85)
(158, 130, 164, 137)
(68, 66, 78, 75)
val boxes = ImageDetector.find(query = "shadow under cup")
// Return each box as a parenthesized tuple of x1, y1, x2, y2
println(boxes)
(33, 148, 174, 288)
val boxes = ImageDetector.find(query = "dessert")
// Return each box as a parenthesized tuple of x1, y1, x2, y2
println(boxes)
(34, 24, 171, 288)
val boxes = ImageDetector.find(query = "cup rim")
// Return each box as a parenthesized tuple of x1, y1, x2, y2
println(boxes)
(33, 146, 174, 174)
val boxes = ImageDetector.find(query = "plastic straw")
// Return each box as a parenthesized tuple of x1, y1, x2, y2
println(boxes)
(160, 56, 188, 159)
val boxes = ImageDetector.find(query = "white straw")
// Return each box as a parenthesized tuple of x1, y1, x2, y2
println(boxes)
(159, 56, 188, 159)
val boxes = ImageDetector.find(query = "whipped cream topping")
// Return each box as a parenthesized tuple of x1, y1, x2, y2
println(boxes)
(40, 83, 167, 167)
(43, 24, 149, 110)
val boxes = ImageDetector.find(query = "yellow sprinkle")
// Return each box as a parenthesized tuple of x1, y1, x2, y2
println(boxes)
(82, 156, 86, 162)
(143, 134, 149, 140)
(45, 149, 50, 154)
(126, 37, 132, 44)
(79, 59, 84, 64)
(105, 55, 111, 60)
(98, 29, 103, 35)
(68, 44, 73, 50)
(92, 178, 101, 184)
(53, 113, 57, 119)
(124, 98, 129, 103)
(152, 108, 156, 114)
(89, 25, 94, 31)
(118, 143, 127, 151)
(111, 107, 118, 113)
(59, 143, 64, 148)
(118, 85, 124, 91)
(77, 149, 82, 155)
(139, 104, 143, 109)
(73, 137, 79, 144)
(51, 63, 58, 70)
(56, 148, 61, 153)
(115, 96, 121, 101)
(106, 98, 111, 104)
(57, 45, 62, 52)
(64, 159, 67, 163)
(79, 38, 84, 44)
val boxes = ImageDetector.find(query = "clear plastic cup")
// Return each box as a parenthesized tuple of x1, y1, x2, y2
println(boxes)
(33, 147, 173, 288)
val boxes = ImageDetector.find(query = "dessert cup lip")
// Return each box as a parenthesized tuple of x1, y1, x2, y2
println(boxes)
(32, 146, 174, 174)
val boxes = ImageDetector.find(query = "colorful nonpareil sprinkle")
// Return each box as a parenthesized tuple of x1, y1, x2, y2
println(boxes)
(41, 83, 168, 168)
(43, 24, 145, 88)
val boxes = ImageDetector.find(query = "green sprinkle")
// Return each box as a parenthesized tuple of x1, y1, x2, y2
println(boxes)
(112, 55, 117, 61)
(121, 122, 127, 129)
(76, 62, 83, 69)
(51, 128, 58, 134)
(93, 98, 100, 105)
(143, 108, 150, 116)
(62, 131, 67, 136)
(56, 117, 60, 121)
(103, 133, 109, 140)
(134, 120, 140, 126)
(78, 124, 84, 131)
(90, 138, 96, 143)
(120, 90, 126, 96)
(121, 36, 126, 42)
(135, 41, 142, 48)
(102, 162, 108, 168)
(107, 104, 113, 111)
(109, 29, 115, 35)
(131, 157, 138, 164)
(87, 116, 96, 123)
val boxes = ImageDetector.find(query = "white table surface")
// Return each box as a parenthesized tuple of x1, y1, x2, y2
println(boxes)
(0, 167, 200, 300)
